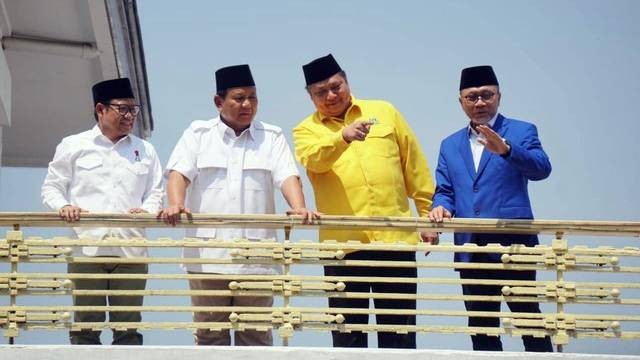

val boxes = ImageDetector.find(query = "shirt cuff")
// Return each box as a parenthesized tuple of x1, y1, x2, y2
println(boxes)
(49, 198, 71, 211)
(333, 130, 350, 150)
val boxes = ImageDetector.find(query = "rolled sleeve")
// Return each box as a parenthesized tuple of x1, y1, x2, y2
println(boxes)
(166, 127, 198, 182)
(271, 132, 299, 189)
(140, 146, 165, 213)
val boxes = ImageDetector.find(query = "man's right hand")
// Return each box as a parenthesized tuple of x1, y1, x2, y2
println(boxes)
(428, 206, 452, 223)
(342, 120, 373, 143)
(59, 205, 86, 223)
(157, 205, 192, 227)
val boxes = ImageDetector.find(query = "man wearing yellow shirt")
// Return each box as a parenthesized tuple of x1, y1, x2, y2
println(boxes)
(293, 54, 437, 348)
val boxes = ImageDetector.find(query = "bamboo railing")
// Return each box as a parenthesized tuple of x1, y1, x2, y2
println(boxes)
(1, 212, 639, 351)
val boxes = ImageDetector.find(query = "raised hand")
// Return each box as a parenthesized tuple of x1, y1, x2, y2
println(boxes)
(342, 120, 374, 143)
(476, 125, 510, 155)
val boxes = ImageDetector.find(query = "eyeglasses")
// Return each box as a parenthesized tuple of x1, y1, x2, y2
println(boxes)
(311, 81, 344, 99)
(463, 92, 496, 105)
(108, 103, 142, 116)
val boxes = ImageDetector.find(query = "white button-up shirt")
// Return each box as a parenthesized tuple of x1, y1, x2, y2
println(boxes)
(468, 114, 498, 171)
(166, 117, 299, 274)
(41, 125, 164, 257)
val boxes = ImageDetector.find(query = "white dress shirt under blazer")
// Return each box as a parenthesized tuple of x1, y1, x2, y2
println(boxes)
(468, 114, 498, 171)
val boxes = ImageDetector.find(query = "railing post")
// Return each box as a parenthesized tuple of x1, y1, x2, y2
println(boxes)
(552, 231, 567, 353)
(6, 225, 22, 344)
(278, 225, 293, 346)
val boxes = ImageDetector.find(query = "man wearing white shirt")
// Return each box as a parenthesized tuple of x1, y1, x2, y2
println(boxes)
(41, 78, 163, 345)
(159, 64, 317, 346)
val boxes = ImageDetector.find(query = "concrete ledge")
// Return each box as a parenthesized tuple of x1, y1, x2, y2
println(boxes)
(1, 345, 639, 360)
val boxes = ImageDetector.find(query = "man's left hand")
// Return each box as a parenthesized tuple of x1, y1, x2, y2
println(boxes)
(286, 208, 322, 224)
(476, 125, 510, 155)
(420, 231, 439, 256)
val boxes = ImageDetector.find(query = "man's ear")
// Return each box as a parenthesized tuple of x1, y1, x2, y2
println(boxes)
(95, 103, 106, 117)
(213, 94, 223, 109)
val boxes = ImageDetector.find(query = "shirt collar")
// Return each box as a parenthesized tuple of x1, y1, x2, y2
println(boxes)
(468, 113, 498, 137)
(91, 124, 131, 145)
(214, 116, 256, 141)
(315, 96, 362, 124)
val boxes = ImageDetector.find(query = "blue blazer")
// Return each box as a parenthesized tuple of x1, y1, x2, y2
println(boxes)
(432, 114, 551, 263)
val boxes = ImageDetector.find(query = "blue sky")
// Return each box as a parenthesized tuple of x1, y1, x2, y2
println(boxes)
(1, 0, 639, 353)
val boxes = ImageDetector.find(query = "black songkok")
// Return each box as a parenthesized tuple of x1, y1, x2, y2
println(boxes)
(459, 65, 499, 90)
(92, 78, 134, 105)
(215, 64, 255, 93)
(302, 54, 343, 86)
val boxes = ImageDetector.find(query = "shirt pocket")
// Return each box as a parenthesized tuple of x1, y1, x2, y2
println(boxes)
(123, 159, 152, 197)
(76, 154, 103, 171)
(196, 153, 226, 189)
(244, 154, 272, 191)
(125, 159, 151, 176)
(365, 124, 399, 158)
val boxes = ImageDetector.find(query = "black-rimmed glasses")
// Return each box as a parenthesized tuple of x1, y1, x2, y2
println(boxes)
(108, 103, 142, 116)
(463, 92, 496, 105)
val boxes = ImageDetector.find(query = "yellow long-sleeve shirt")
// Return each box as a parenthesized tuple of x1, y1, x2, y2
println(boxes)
(293, 97, 435, 244)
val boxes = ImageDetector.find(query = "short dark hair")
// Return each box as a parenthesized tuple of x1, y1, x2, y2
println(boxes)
(216, 90, 228, 99)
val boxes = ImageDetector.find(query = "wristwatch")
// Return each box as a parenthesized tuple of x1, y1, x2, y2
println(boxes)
(501, 138, 511, 158)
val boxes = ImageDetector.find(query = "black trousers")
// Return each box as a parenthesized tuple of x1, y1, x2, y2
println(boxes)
(68, 261, 148, 345)
(459, 263, 553, 352)
(324, 250, 417, 348)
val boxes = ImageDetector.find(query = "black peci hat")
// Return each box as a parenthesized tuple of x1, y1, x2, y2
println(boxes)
(302, 54, 343, 86)
(92, 78, 134, 105)
(215, 64, 255, 93)
(459, 65, 499, 90)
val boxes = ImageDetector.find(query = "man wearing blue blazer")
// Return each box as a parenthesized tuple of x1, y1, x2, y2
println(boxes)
(429, 65, 553, 352)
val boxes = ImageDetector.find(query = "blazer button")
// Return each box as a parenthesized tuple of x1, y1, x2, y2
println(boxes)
(474, 209, 480, 216)
(473, 187, 479, 192)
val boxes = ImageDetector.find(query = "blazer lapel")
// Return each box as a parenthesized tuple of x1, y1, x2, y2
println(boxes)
(475, 114, 506, 182)
(457, 129, 475, 179)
